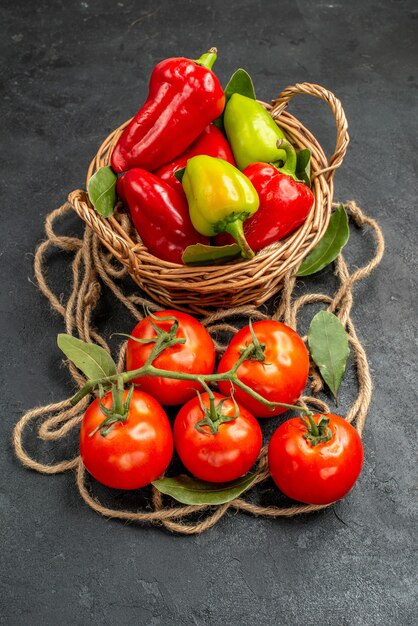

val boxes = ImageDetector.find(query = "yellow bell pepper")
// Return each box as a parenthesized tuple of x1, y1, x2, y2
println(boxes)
(182, 156, 259, 259)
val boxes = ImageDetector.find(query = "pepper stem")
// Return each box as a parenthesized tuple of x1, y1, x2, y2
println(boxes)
(224, 219, 255, 259)
(194, 48, 217, 70)
(272, 140, 299, 180)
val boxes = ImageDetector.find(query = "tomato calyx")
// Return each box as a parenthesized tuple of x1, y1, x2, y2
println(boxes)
(119, 311, 187, 362)
(194, 390, 239, 435)
(239, 319, 266, 362)
(89, 378, 134, 437)
(300, 413, 333, 446)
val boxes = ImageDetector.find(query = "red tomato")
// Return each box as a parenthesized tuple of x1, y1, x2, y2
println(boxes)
(80, 389, 173, 490)
(174, 392, 262, 483)
(218, 320, 309, 418)
(268, 414, 364, 504)
(126, 310, 216, 406)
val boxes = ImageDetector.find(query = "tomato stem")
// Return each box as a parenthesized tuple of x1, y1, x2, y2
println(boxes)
(90, 382, 134, 437)
(114, 375, 124, 415)
(198, 379, 220, 430)
(245, 319, 266, 362)
(70, 324, 313, 418)
(232, 377, 310, 416)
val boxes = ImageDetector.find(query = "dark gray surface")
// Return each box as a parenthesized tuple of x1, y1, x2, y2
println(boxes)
(1, 1, 417, 625)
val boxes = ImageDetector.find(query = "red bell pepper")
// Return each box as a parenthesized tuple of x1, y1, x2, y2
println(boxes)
(215, 143, 314, 252)
(111, 49, 225, 174)
(117, 169, 208, 264)
(154, 125, 236, 195)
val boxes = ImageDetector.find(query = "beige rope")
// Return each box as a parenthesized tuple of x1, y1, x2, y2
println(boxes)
(12, 200, 384, 533)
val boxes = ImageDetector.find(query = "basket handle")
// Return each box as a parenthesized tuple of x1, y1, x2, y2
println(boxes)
(270, 83, 349, 182)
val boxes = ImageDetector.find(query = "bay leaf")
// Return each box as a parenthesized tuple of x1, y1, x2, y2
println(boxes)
(297, 205, 349, 276)
(224, 68, 256, 102)
(296, 149, 311, 186)
(57, 334, 117, 381)
(152, 473, 257, 505)
(213, 68, 256, 132)
(182, 243, 241, 266)
(308, 311, 350, 400)
(87, 166, 117, 217)
(173, 166, 186, 182)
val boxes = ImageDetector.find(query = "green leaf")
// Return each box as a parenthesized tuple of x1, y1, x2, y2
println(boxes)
(296, 149, 311, 186)
(152, 473, 257, 505)
(212, 115, 225, 132)
(297, 205, 350, 276)
(57, 334, 117, 381)
(87, 166, 117, 217)
(213, 68, 256, 132)
(182, 243, 241, 266)
(308, 311, 350, 400)
(173, 166, 186, 183)
(224, 68, 256, 102)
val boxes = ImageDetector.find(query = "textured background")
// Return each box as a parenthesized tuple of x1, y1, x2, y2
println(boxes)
(1, 1, 417, 624)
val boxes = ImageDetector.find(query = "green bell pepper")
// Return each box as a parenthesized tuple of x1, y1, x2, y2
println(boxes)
(224, 93, 288, 170)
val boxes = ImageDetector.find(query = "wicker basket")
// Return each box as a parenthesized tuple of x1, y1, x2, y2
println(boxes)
(69, 83, 349, 314)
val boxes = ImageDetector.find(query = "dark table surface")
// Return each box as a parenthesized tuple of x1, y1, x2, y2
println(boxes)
(1, 1, 417, 624)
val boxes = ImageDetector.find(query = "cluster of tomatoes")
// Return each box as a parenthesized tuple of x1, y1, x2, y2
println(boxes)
(80, 310, 364, 506)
